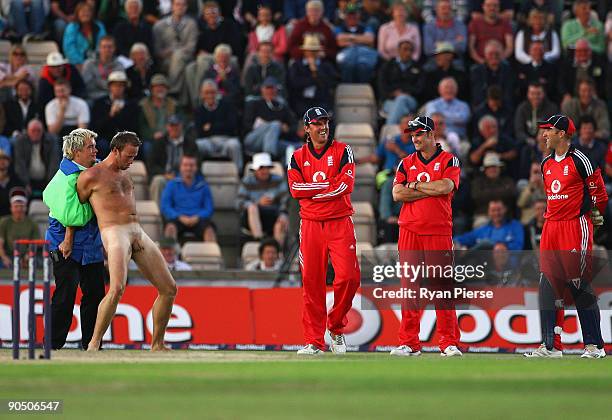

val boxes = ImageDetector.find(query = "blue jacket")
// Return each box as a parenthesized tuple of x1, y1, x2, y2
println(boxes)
(62, 21, 107, 65)
(454, 219, 525, 251)
(160, 174, 214, 221)
(45, 159, 103, 264)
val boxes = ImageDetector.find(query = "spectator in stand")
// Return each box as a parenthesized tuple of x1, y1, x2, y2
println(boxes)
(45, 79, 90, 139)
(422, 0, 470, 24)
(472, 85, 513, 137)
(287, 35, 337, 117)
(138, 74, 178, 155)
(377, 40, 422, 125)
(524, 198, 546, 250)
(469, 115, 517, 169)
(518, 127, 548, 181)
(246, 4, 287, 62)
(0, 152, 24, 217)
(470, 152, 517, 225)
(422, 0, 467, 59)
(3, 79, 39, 139)
(203, 44, 242, 108)
(125, 43, 155, 100)
(514, 82, 558, 147)
(557, 39, 607, 104)
(284, 0, 336, 24)
(158, 237, 192, 271)
(37, 52, 86, 108)
(515, 40, 558, 101)
(237, 153, 288, 244)
(245, 238, 282, 271)
(0, 191, 40, 268)
(62, 2, 107, 66)
(455, 200, 524, 250)
(560, 0, 605, 55)
(242, 0, 284, 29)
(196, 1, 244, 65)
(112, 0, 154, 59)
(243, 41, 286, 100)
(0, 45, 36, 102)
(5, 0, 46, 39)
(470, 39, 515, 108)
(514, 9, 560, 65)
(161, 154, 216, 244)
(517, 162, 546, 224)
(244, 77, 297, 160)
(194, 80, 242, 171)
(422, 42, 468, 102)
(334, 3, 378, 83)
(152, 0, 198, 99)
(50, 0, 80, 43)
(572, 116, 607, 171)
(148, 114, 198, 204)
(377, 3, 421, 62)
(430, 111, 464, 157)
(13, 119, 59, 198)
(358, 114, 415, 172)
(467, 0, 512, 65)
(517, 0, 556, 27)
(423, 77, 470, 139)
(81, 35, 125, 101)
(561, 78, 610, 140)
(287, 0, 337, 61)
(360, 0, 387, 33)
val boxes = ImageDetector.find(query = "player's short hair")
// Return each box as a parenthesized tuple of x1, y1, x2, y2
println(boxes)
(63, 128, 98, 159)
(110, 131, 142, 151)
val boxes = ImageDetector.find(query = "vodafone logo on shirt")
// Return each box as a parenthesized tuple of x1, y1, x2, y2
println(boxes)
(548, 179, 568, 200)
(312, 171, 326, 182)
(416, 172, 431, 182)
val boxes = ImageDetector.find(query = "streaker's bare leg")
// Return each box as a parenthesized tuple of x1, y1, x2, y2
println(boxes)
(132, 228, 177, 351)
(87, 227, 131, 351)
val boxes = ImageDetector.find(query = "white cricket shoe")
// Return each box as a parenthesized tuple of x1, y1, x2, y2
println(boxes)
(524, 344, 562, 358)
(580, 344, 606, 359)
(390, 345, 421, 357)
(296, 344, 324, 355)
(330, 333, 347, 354)
(441, 345, 463, 357)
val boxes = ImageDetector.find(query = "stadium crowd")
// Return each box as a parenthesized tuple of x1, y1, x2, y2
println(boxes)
(0, 0, 610, 270)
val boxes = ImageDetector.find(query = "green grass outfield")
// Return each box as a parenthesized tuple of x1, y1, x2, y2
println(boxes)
(1, 350, 611, 419)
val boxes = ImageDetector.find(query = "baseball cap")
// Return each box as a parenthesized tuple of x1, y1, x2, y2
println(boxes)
(10, 188, 28, 205)
(166, 114, 182, 125)
(262, 76, 279, 88)
(251, 152, 274, 170)
(345, 3, 360, 14)
(434, 41, 455, 55)
(108, 70, 128, 83)
(405, 116, 435, 133)
(303, 107, 330, 125)
(537, 114, 576, 136)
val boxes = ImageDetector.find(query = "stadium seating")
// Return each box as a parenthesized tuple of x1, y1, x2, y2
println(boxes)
(240, 241, 260, 267)
(379, 124, 400, 144)
(127, 160, 149, 200)
(22, 40, 59, 65)
(334, 84, 377, 127)
(334, 122, 376, 161)
(201, 161, 240, 242)
(353, 162, 377, 205)
(135, 200, 162, 242)
(28, 199, 50, 236)
(355, 241, 374, 265)
(0, 40, 11, 58)
(352, 201, 376, 245)
(181, 241, 224, 270)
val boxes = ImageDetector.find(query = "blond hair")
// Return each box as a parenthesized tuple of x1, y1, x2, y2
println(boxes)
(62, 128, 98, 159)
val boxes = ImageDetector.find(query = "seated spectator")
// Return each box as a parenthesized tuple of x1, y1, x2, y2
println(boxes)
(470, 0, 514, 22)
(514, 82, 558, 147)
(515, 40, 558, 101)
(454, 199, 524, 250)
(471, 85, 513, 138)
(517, 0, 556, 27)
(467, 0, 513, 64)
(245, 238, 283, 271)
(560, 0, 605, 55)
(422, 42, 468, 102)
(470, 116, 517, 171)
(0, 45, 36, 102)
(138, 74, 178, 149)
(148, 115, 198, 204)
(358, 114, 415, 173)
(194, 80, 242, 171)
(5, 0, 46, 39)
(524, 198, 546, 250)
(161, 154, 216, 244)
(469, 153, 517, 225)
(91, 71, 139, 156)
(557, 39, 607, 103)
(377, 3, 421, 62)
(125, 43, 155, 100)
(470, 40, 515, 108)
(62, 2, 107, 66)
(37, 52, 86, 108)
(13, 119, 59, 198)
(517, 162, 546, 224)
(518, 127, 548, 181)
(287, 35, 338, 117)
(246, 5, 287, 62)
(203, 44, 242, 108)
(571, 116, 607, 171)
(242, 0, 283, 29)
(378, 176, 402, 243)
(237, 153, 288, 244)
(284, 0, 335, 24)
(377, 40, 422, 124)
(287, 0, 337, 61)
(243, 42, 286, 100)
(112, 0, 154, 59)
(334, 3, 378, 83)
(81, 35, 125, 102)
(514, 9, 560, 65)
(360, 0, 388, 33)
(3, 79, 39, 139)
(196, 1, 244, 66)
(561, 79, 610, 140)
(152, 0, 198, 99)
(422, 0, 467, 59)
(424, 77, 470, 139)
(0, 191, 40, 268)
(49, 0, 79, 43)
(45, 79, 90, 139)
(244, 77, 297, 160)
(0, 152, 24, 217)
(430, 112, 464, 157)
(158, 237, 192, 271)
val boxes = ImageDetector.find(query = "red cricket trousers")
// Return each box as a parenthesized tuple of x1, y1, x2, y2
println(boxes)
(398, 228, 460, 352)
(299, 216, 361, 350)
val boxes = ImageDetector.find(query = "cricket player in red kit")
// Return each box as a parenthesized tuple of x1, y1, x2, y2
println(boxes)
(391, 116, 462, 357)
(524, 115, 608, 359)
(287, 107, 360, 355)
